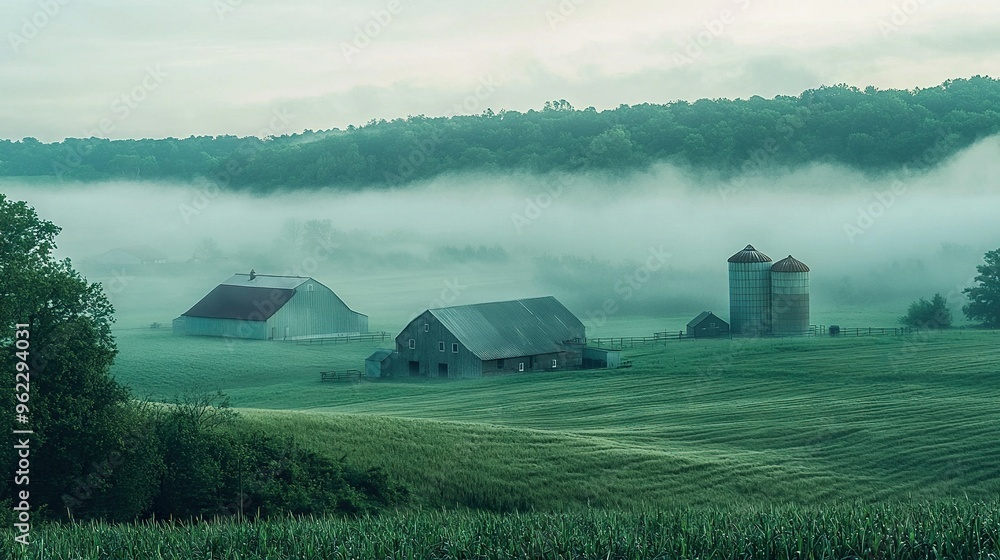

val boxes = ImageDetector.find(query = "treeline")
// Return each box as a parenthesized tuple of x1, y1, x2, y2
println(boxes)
(3, 76, 1000, 189)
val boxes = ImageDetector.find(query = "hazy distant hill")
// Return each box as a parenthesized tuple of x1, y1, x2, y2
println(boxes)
(2, 76, 999, 190)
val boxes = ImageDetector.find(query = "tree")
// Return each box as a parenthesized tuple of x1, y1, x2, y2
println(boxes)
(900, 293, 952, 329)
(963, 248, 1000, 327)
(0, 194, 158, 520)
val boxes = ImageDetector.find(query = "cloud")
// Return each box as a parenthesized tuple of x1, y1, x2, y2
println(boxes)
(1, 0, 998, 140)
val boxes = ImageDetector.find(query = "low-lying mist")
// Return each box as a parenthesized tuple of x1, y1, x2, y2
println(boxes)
(3, 135, 998, 333)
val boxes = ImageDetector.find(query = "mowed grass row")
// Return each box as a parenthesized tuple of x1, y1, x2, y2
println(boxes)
(7, 502, 1000, 560)
(114, 330, 1000, 508)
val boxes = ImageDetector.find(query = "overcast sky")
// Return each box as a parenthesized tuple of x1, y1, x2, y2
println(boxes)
(2, 0, 999, 141)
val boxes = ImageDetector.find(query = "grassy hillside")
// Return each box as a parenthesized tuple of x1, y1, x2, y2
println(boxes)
(113, 329, 1000, 511)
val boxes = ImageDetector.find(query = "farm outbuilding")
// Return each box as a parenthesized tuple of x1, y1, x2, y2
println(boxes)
(582, 347, 621, 369)
(686, 311, 730, 338)
(393, 296, 586, 379)
(172, 272, 368, 340)
(365, 349, 395, 378)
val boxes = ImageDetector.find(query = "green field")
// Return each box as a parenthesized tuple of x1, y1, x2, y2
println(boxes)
(109, 328, 1000, 512)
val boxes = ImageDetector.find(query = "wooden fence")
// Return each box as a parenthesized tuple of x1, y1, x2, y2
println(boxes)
(290, 332, 391, 345)
(320, 369, 363, 382)
(584, 326, 913, 349)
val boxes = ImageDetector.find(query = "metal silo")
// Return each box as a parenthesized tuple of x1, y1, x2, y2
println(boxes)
(728, 244, 772, 336)
(770, 255, 810, 337)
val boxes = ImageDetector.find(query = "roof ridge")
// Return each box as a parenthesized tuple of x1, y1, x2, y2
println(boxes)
(429, 295, 554, 312)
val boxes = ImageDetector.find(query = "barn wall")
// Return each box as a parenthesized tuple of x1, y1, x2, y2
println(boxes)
(175, 316, 268, 339)
(268, 282, 368, 339)
(394, 311, 483, 378)
(479, 350, 581, 375)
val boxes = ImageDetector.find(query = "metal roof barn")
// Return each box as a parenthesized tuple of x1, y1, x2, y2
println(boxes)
(172, 273, 368, 340)
(393, 296, 586, 378)
(686, 311, 730, 338)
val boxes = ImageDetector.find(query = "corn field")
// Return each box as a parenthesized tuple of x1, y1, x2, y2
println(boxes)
(4, 501, 1000, 559)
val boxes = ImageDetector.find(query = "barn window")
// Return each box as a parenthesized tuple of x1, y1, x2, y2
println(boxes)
(438, 341, 445, 352)
(408, 339, 415, 349)
(452, 343, 458, 353)
(518, 362, 525, 372)
(424, 324, 429, 332)
(307, 284, 314, 292)
(552, 359, 557, 368)
(496, 359, 504, 369)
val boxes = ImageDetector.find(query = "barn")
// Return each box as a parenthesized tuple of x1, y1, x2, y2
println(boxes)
(686, 311, 730, 338)
(393, 296, 586, 378)
(172, 272, 368, 340)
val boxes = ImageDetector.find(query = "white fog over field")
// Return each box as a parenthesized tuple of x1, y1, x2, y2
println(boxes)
(3, 136, 997, 334)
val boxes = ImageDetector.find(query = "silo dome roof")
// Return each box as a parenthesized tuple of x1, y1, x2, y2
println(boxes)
(771, 255, 810, 272)
(728, 244, 772, 263)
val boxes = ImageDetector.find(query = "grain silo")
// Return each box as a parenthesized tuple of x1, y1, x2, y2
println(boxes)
(770, 255, 810, 337)
(728, 244, 772, 336)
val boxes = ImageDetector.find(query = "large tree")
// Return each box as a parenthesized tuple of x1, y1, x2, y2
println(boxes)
(963, 248, 1000, 328)
(1, 194, 160, 520)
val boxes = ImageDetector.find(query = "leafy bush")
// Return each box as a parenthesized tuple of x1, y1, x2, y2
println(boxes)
(901, 293, 952, 329)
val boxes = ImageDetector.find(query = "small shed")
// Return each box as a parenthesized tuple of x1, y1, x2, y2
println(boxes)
(365, 349, 396, 378)
(686, 311, 730, 338)
(582, 347, 621, 369)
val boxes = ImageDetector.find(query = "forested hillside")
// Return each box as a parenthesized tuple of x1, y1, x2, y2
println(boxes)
(3, 77, 999, 190)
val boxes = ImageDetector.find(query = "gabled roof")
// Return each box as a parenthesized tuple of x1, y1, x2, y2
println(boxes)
(366, 349, 394, 362)
(687, 311, 728, 328)
(182, 285, 293, 320)
(181, 273, 315, 320)
(426, 296, 584, 361)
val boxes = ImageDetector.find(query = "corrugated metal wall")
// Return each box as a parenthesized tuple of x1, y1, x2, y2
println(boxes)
(771, 271, 810, 336)
(729, 261, 772, 336)
(268, 281, 368, 339)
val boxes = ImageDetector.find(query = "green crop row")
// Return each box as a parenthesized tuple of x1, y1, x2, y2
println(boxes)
(4, 501, 999, 559)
